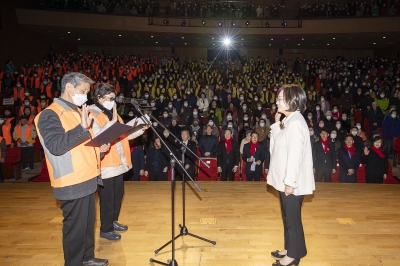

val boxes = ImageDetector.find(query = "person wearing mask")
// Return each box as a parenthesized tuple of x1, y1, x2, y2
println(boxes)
(335, 121, 347, 142)
(315, 119, 325, 137)
(23, 107, 35, 125)
(252, 103, 264, 123)
(207, 100, 222, 126)
(144, 137, 170, 181)
(13, 81, 25, 106)
(305, 111, 314, 129)
(337, 135, 361, 183)
(376, 91, 389, 114)
(359, 90, 374, 123)
(155, 93, 168, 115)
(187, 108, 203, 129)
(313, 104, 325, 124)
(331, 105, 340, 121)
(268, 85, 315, 266)
(239, 113, 254, 131)
(175, 129, 197, 180)
(197, 92, 209, 116)
(340, 87, 353, 116)
(223, 102, 239, 119)
(159, 110, 172, 128)
(340, 113, 351, 132)
(350, 126, 364, 152)
(309, 126, 319, 149)
(237, 102, 253, 121)
(166, 101, 178, 117)
(354, 122, 367, 141)
(189, 118, 202, 144)
(367, 102, 384, 134)
(221, 111, 237, 129)
(362, 136, 388, 184)
(329, 129, 341, 156)
(35, 73, 110, 266)
(217, 129, 240, 181)
(13, 115, 36, 170)
(382, 109, 400, 156)
(2, 109, 16, 146)
(179, 100, 192, 125)
(255, 118, 270, 143)
(242, 132, 265, 181)
(319, 95, 330, 114)
(324, 111, 335, 133)
(203, 118, 219, 138)
(198, 125, 219, 157)
(313, 129, 337, 182)
(170, 93, 182, 115)
(89, 83, 148, 241)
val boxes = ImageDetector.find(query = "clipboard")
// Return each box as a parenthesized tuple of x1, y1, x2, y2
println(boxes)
(85, 122, 138, 147)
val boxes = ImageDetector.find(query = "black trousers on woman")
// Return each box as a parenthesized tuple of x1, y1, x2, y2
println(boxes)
(98, 174, 124, 233)
(279, 191, 307, 259)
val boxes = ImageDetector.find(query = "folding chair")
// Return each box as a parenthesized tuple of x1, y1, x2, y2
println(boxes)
(196, 158, 218, 181)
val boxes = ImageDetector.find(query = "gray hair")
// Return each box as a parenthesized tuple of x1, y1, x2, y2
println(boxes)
(61, 72, 94, 93)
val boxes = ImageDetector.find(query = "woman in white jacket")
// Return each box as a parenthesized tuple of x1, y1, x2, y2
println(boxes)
(267, 84, 315, 266)
(196, 92, 209, 115)
(89, 83, 148, 241)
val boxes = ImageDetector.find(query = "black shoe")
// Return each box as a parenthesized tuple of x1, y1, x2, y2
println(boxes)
(82, 258, 109, 266)
(113, 221, 128, 231)
(272, 258, 300, 266)
(100, 231, 121, 240)
(271, 250, 285, 259)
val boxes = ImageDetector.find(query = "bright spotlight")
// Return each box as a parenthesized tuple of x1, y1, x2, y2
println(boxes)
(223, 38, 231, 46)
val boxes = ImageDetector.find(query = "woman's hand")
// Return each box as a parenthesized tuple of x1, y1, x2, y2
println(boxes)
(383, 174, 387, 180)
(284, 185, 294, 196)
(99, 143, 110, 153)
(275, 112, 282, 123)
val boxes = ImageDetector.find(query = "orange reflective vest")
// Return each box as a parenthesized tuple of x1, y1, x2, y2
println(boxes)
(13, 87, 25, 101)
(14, 123, 35, 144)
(90, 111, 132, 169)
(2, 118, 14, 145)
(34, 99, 100, 188)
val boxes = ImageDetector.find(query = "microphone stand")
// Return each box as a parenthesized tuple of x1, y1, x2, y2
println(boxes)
(130, 101, 201, 266)
(149, 114, 216, 255)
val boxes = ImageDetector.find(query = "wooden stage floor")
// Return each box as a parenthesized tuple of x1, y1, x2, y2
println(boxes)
(0, 182, 399, 266)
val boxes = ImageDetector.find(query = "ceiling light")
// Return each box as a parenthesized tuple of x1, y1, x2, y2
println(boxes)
(202, 20, 206, 26)
(241, 44, 243, 45)
(302, 38, 304, 40)
(78, 38, 80, 40)
(156, 42, 158, 44)
(231, 22, 236, 27)
(373, 42, 376, 44)
(282, 21, 287, 27)
(298, 44, 300, 46)
(163, 19, 169, 25)
(242, 38, 244, 41)
(245, 21, 250, 26)
(182, 37, 184, 39)
(67, 32, 71, 34)
(181, 21, 186, 26)
(218, 22, 223, 27)
(265, 22, 270, 28)
(271, 38, 273, 41)
(332, 37, 336, 39)
(184, 43, 187, 45)
(327, 44, 330, 46)
(212, 37, 214, 40)
(119, 34, 121, 37)
(269, 44, 271, 46)
(213, 44, 215, 46)
(383, 36, 386, 38)
(151, 36, 153, 38)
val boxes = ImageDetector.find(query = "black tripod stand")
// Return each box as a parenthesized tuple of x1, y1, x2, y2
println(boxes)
(129, 102, 203, 266)
(149, 115, 216, 256)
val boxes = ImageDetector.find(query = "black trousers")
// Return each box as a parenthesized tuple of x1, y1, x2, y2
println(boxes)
(149, 171, 168, 181)
(279, 191, 307, 259)
(220, 164, 235, 181)
(245, 166, 262, 181)
(98, 175, 124, 233)
(60, 192, 95, 266)
(21, 146, 34, 169)
(315, 167, 332, 182)
(366, 173, 384, 183)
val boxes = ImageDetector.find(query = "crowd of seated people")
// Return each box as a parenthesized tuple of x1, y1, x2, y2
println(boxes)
(1, 51, 399, 183)
(24, 0, 399, 18)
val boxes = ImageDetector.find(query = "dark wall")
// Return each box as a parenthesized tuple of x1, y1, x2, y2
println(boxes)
(0, 1, 76, 70)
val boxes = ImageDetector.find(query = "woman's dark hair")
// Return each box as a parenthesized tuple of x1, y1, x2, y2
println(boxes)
(372, 135, 382, 143)
(277, 84, 307, 113)
(91, 83, 116, 102)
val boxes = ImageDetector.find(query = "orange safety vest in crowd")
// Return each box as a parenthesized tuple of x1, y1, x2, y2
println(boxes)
(90, 111, 132, 169)
(34, 99, 100, 188)
(19, 104, 36, 116)
(14, 123, 35, 144)
(13, 87, 25, 101)
(2, 118, 14, 145)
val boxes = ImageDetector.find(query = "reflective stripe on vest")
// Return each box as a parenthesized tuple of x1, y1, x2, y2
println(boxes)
(34, 99, 100, 188)
(90, 109, 132, 169)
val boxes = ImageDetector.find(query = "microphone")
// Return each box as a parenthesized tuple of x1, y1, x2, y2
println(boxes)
(117, 97, 151, 107)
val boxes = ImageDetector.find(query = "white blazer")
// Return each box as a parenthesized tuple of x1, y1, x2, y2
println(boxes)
(267, 111, 315, 196)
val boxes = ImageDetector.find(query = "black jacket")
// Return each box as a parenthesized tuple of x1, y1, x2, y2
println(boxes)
(145, 145, 170, 179)
(361, 148, 388, 175)
(217, 140, 240, 169)
(337, 146, 361, 182)
(242, 142, 266, 172)
(174, 140, 197, 170)
(312, 140, 336, 170)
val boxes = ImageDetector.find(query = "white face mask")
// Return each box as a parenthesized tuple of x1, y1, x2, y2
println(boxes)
(153, 122, 158, 127)
(259, 123, 265, 127)
(71, 91, 88, 106)
(227, 115, 232, 120)
(228, 125, 233, 128)
(24, 93, 30, 96)
(336, 124, 341, 129)
(320, 98, 324, 102)
(24, 101, 30, 106)
(309, 131, 314, 136)
(0, 120, 4, 125)
(392, 114, 397, 118)
(351, 131, 357, 136)
(244, 117, 249, 121)
(163, 114, 168, 118)
(103, 100, 114, 110)
(150, 102, 156, 107)
(333, 109, 338, 112)
(356, 125, 361, 129)
(208, 122, 214, 126)
(129, 113, 134, 117)
(326, 116, 331, 120)
(331, 134, 337, 139)
(316, 107, 320, 110)
(261, 115, 267, 119)
(160, 96, 164, 100)
(308, 115, 312, 119)
(254, 98, 258, 101)
(173, 96, 177, 99)
(257, 106, 262, 110)
(184, 103, 188, 107)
